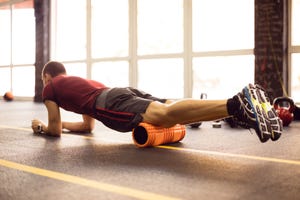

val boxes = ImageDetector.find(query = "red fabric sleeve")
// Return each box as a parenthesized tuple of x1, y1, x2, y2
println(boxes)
(42, 82, 55, 102)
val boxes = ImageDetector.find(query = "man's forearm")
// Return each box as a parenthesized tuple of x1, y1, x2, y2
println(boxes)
(62, 121, 93, 133)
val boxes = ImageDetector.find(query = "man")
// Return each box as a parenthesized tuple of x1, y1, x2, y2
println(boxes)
(31, 61, 283, 143)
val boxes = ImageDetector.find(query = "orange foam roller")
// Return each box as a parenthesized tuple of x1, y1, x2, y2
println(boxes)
(132, 123, 186, 148)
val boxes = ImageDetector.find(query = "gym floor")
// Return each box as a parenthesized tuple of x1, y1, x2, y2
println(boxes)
(0, 101, 300, 200)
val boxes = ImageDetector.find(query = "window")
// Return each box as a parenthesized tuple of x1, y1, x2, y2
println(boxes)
(137, 0, 183, 55)
(136, 0, 184, 98)
(193, 0, 254, 52)
(64, 63, 87, 78)
(193, 55, 254, 99)
(92, 61, 129, 87)
(291, 0, 300, 45)
(138, 59, 184, 99)
(291, 54, 300, 101)
(0, 5, 11, 66)
(90, 0, 129, 88)
(12, 66, 35, 96)
(91, 0, 128, 58)
(12, 2, 35, 65)
(53, 0, 86, 61)
(291, 0, 300, 102)
(0, 68, 11, 94)
(0, 0, 35, 98)
(192, 0, 254, 99)
(0, 4, 11, 94)
(50, 0, 254, 99)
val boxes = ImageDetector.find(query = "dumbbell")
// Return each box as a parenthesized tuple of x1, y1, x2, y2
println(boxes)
(273, 97, 295, 126)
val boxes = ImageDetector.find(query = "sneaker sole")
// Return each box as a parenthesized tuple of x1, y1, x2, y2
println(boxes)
(243, 84, 272, 143)
(254, 84, 283, 141)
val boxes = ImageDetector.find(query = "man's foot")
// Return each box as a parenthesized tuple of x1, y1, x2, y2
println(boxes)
(232, 84, 274, 143)
(240, 83, 283, 142)
(252, 84, 283, 141)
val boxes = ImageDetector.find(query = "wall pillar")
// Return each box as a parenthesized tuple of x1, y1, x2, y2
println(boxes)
(254, 0, 288, 101)
(34, 0, 50, 102)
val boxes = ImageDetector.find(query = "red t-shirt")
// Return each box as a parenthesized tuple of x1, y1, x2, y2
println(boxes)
(43, 75, 107, 115)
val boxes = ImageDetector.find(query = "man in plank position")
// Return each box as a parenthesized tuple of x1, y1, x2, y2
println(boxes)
(32, 61, 283, 143)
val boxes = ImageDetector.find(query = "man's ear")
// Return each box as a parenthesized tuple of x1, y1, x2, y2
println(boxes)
(44, 73, 51, 78)
(43, 73, 52, 84)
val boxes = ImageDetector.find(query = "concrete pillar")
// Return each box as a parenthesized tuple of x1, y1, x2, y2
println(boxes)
(34, 0, 50, 102)
(255, 0, 288, 101)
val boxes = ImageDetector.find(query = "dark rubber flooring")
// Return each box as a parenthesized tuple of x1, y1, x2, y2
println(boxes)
(0, 101, 300, 200)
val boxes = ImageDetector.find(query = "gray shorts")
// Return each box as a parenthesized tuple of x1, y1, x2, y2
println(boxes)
(94, 87, 166, 132)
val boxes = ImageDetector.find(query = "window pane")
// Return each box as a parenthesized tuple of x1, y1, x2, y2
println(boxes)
(292, 0, 300, 45)
(12, 0, 35, 65)
(193, 0, 254, 51)
(138, 59, 184, 99)
(0, 7, 11, 66)
(55, 0, 86, 61)
(193, 56, 254, 99)
(91, 0, 128, 58)
(91, 61, 129, 87)
(0, 68, 11, 94)
(64, 63, 87, 78)
(291, 53, 300, 102)
(138, 0, 183, 55)
(12, 66, 35, 96)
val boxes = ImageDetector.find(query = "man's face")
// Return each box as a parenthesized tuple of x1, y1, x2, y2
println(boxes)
(41, 73, 51, 87)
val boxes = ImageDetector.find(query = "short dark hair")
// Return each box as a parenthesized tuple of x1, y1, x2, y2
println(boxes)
(42, 61, 66, 77)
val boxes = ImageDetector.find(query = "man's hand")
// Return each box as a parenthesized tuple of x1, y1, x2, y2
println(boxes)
(31, 119, 45, 134)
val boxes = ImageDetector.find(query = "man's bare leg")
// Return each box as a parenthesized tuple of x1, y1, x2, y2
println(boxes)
(142, 84, 283, 143)
(142, 99, 229, 127)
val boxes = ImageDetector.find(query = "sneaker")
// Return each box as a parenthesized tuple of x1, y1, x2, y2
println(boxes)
(224, 116, 251, 129)
(229, 84, 283, 142)
(253, 84, 283, 141)
(233, 84, 271, 142)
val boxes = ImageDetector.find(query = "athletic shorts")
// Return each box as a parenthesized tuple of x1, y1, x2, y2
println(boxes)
(94, 87, 167, 132)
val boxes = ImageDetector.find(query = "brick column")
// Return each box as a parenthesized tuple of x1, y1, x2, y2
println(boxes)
(254, 0, 288, 101)
(34, 0, 50, 102)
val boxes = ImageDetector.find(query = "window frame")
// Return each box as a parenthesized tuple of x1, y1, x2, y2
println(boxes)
(0, 0, 35, 99)
(288, 0, 300, 102)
